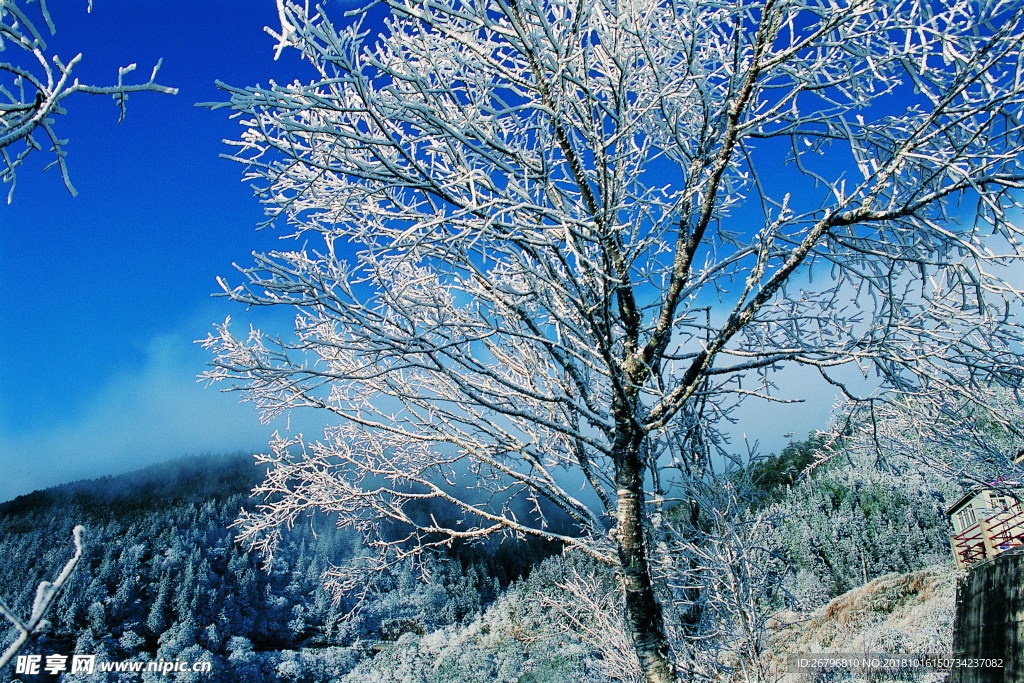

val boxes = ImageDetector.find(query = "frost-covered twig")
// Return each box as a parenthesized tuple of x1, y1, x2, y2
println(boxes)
(0, 0, 177, 201)
(205, 0, 1024, 678)
(539, 567, 643, 683)
(0, 525, 84, 670)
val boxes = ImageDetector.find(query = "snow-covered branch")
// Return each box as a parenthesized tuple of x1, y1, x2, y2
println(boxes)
(0, 525, 84, 670)
(205, 0, 1024, 678)
(0, 0, 177, 201)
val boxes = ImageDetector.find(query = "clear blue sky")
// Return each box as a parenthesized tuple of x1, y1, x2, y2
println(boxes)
(0, 1, 342, 501)
(0, 0, 838, 503)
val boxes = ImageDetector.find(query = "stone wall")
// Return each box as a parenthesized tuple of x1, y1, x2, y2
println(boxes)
(952, 549, 1024, 682)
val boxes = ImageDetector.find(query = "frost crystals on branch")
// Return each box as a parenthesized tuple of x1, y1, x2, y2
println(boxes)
(0, 525, 84, 670)
(204, 0, 1024, 679)
(0, 0, 177, 201)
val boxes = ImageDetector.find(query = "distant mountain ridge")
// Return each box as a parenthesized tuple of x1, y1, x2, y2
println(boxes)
(0, 452, 552, 682)
(0, 452, 261, 517)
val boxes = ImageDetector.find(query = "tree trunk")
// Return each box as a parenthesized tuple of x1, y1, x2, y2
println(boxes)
(616, 448, 677, 682)
(679, 500, 704, 637)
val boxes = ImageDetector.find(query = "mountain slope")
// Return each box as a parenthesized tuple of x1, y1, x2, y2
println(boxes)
(765, 564, 956, 682)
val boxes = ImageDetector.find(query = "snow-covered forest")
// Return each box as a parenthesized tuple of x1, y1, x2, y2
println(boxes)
(0, 429, 971, 681)
(5, 0, 1024, 679)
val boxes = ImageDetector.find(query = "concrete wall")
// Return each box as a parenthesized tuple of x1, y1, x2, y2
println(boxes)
(952, 549, 1024, 682)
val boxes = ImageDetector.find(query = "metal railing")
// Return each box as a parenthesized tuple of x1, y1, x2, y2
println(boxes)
(951, 506, 1024, 568)
(952, 522, 988, 568)
(987, 506, 1024, 551)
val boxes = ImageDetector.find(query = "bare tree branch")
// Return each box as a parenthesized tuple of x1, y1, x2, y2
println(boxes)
(0, 0, 177, 202)
(203, 0, 1024, 679)
(0, 526, 84, 671)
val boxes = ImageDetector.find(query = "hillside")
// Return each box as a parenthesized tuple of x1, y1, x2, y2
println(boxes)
(0, 440, 965, 682)
(0, 454, 570, 682)
(0, 454, 356, 682)
(765, 565, 956, 682)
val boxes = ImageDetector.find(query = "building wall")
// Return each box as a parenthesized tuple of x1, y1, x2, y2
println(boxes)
(952, 549, 1024, 682)
(950, 492, 982, 534)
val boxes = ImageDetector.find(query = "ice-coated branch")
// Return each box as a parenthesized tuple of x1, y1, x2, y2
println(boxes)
(0, 0, 177, 201)
(0, 525, 84, 670)
(206, 0, 1024, 678)
(664, 483, 790, 680)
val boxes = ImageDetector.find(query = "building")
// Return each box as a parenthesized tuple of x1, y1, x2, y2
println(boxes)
(947, 484, 1024, 569)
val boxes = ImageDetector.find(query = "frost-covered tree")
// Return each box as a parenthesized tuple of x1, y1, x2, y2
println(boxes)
(666, 485, 790, 680)
(0, 526, 84, 671)
(204, 0, 1024, 678)
(838, 386, 1024, 489)
(0, 0, 176, 201)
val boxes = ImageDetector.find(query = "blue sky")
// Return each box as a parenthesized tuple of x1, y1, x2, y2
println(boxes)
(0, 1, 337, 501)
(0, 0, 841, 503)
